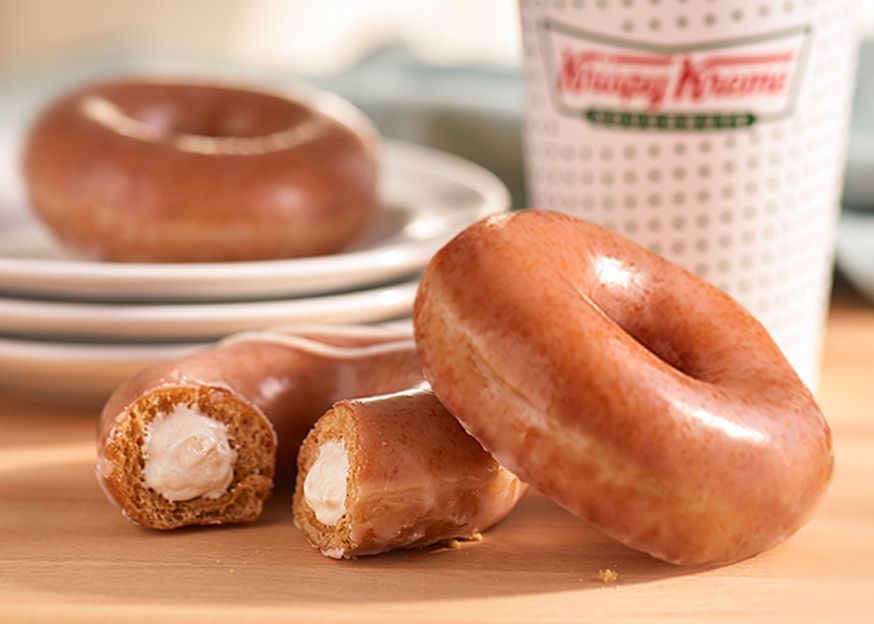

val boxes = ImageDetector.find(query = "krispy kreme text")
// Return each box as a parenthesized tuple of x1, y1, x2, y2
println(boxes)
(557, 50, 793, 110)
(540, 21, 810, 128)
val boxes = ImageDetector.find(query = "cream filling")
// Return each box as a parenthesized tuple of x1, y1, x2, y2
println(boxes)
(142, 405, 237, 502)
(303, 440, 349, 526)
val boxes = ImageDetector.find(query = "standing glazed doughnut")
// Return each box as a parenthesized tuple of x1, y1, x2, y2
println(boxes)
(24, 79, 378, 262)
(98, 325, 421, 529)
(414, 210, 833, 566)
(293, 386, 526, 558)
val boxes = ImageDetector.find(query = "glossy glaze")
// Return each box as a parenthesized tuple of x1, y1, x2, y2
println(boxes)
(98, 326, 422, 485)
(23, 79, 378, 262)
(413, 210, 833, 566)
(294, 386, 527, 558)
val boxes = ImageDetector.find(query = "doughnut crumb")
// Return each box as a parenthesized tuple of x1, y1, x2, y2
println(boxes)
(597, 568, 619, 584)
(442, 532, 484, 550)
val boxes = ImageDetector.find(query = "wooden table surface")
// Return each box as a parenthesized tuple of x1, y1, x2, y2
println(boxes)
(1, 299, 873, 623)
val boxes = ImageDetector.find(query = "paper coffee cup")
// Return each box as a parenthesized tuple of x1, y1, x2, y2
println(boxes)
(520, 0, 858, 388)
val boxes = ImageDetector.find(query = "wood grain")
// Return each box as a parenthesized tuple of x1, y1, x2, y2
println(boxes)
(1, 302, 873, 623)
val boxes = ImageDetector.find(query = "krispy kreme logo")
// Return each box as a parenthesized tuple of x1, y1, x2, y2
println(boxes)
(538, 20, 812, 131)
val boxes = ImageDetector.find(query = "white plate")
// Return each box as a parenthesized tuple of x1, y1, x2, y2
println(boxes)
(0, 321, 413, 404)
(0, 277, 419, 341)
(0, 337, 204, 405)
(0, 321, 415, 405)
(0, 139, 508, 302)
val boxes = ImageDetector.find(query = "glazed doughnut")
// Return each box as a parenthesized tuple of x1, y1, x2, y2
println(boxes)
(293, 386, 527, 558)
(98, 325, 421, 529)
(413, 210, 833, 566)
(24, 79, 378, 262)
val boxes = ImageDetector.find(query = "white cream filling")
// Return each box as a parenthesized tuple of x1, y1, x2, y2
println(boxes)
(303, 439, 349, 526)
(142, 405, 237, 502)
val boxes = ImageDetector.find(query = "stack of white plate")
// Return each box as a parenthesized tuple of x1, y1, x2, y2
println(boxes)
(0, 139, 510, 402)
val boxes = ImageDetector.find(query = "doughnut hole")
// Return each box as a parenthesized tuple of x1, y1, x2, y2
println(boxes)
(587, 286, 710, 383)
(576, 253, 759, 388)
(93, 81, 313, 139)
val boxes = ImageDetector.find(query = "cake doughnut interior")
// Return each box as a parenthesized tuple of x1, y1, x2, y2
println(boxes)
(99, 385, 276, 529)
(96, 325, 422, 529)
